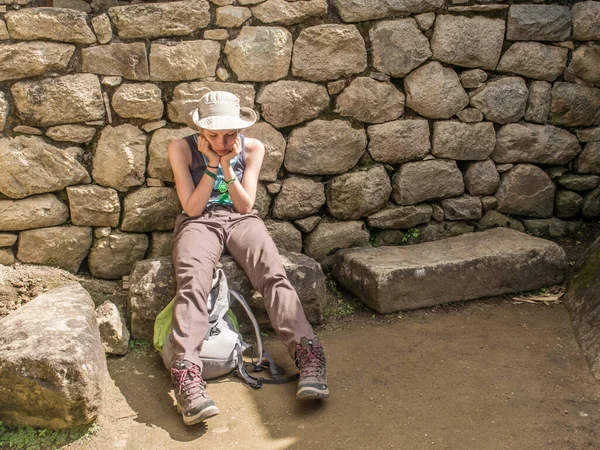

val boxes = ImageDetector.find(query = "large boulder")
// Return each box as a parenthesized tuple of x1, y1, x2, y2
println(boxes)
(332, 0, 442, 22)
(81, 43, 149, 81)
(563, 236, 600, 381)
(392, 159, 464, 205)
(431, 121, 495, 160)
(572, 1, 600, 41)
(88, 232, 149, 280)
(149, 40, 220, 82)
(431, 15, 505, 70)
(470, 77, 528, 124)
(304, 220, 370, 263)
(272, 176, 326, 220)
(367, 119, 430, 164)
(496, 42, 568, 82)
(112, 83, 163, 120)
(107, 0, 210, 39)
(0, 136, 90, 199)
(284, 119, 366, 175)
(67, 185, 121, 227)
(333, 228, 566, 313)
(0, 283, 107, 429)
(291, 24, 367, 81)
(367, 204, 432, 229)
(404, 61, 469, 119)
(0, 194, 68, 232)
(120, 187, 181, 232)
(506, 4, 572, 41)
(549, 82, 600, 127)
(524, 81, 552, 124)
(335, 77, 405, 124)
(496, 164, 555, 218)
(251, 0, 327, 25)
(0, 42, 74, 82)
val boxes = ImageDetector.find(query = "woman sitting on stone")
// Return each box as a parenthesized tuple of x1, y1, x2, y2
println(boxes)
(164, 91, 328, 425)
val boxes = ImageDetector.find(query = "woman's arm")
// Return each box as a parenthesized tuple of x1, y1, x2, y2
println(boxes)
(168, 137, 219, 217)
(221, 137, 265, 214)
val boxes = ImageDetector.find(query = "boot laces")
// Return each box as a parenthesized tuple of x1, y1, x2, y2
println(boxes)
(296, 344, 325, 378)
(172, 364, 207, 399)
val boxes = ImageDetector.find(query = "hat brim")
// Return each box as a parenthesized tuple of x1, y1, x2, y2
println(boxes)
(185, 107, 257, 131)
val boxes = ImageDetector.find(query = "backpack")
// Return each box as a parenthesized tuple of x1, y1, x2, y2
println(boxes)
(154, 268, 298, 388)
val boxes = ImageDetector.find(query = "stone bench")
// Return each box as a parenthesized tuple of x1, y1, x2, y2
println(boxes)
(332, 228, 567, 314)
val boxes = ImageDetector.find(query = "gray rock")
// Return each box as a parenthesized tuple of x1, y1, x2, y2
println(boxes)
(96, 301, 130, 356)
(555, 189, 583, 219)
(150, 40, 220, 82)
(431, 203, 444, 221)
(460, 69, 487, 89)
(0, 92, 6, 133)
(0, 42, 74, 82)
(0, 284, 106, 428)
(294, 216, 321, 233)
(572, 1, 600, 41)
(577, 127, 600, 143)
(285, 119, 366, 175)
(549, 82, 600, 127)
(121, 188, 181, 232)
(67, 185, 120, 227)
(418, 221, 474, 242)
(333, 228, 566, 313)
(168, 81, 255, 124)
(367, 119, 430, 164)
(507, 5, 572, 41)
(524, 80, 552, 124)
(456, 108, 483, 123)
(327, 165, 392, 220)
(582, 186, 600, 218)
(304, 220, 369, 262)
(492, 123, 580, 165)
(46, 125, 96, 144)
(496, 164, 555, 218)
(0, 136, 90, 199)
(272, 176, 326, 220)
(108, 1, 210, 39)
(367, 204, 432, 229)
(264, 220, 302, 253)
(557, 175, 600, 191)
(496, 42, 568, 82)
(431, 15, 505, 70)
(0, 194, 68, 232)
(243, 122, 285, 182)
(481, 196, 498, 211)
(563, 234, 600, 381)
(392, 159, 464, 205)
(414, 12, 435, 30)
(216, 6, 251, 28)
(291, 24, 367, 82)
(251, 0, 327, 25)
(112, 83, 163, 120)
(254, 183, 271, 219)
(225, 27, 293, 82)
(370, 18, 431, 77)
(441, 196, 482, 221)
(53, 0, 91, 12)
(0, 248, 14, 266)
(464, 160, 500, 196)
(5, 7, 96, 44)
(565, 45, 600, 87)
(404, 61, 469, 119)
(335, 77, 404, 124)
(12, 74, 105, 126)
(147, 127, 195, 183)
(332, 0, 442, 23)
(91, 13, 112, 44)
(470, 77, 528, 124)
(128, 258, 177, 340)
(327, 80, 346, 95)
(17, 226, 92, 273)
(89, 232, 149, 280)
(256, 81, 329, 128)
(148, 232, 173, 258)
(432, 121, 495, 160)
(522, 218, 583, 238)
(82, 43, 149, 81)
(477, 210, 525, 232)
(92, 124, 147, 192)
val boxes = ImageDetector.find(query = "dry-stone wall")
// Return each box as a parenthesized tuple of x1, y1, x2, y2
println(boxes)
(0, 0, 599, 277)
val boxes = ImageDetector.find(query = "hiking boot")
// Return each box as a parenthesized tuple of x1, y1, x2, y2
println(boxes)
(171, 360, 219, 425)
(295, 337, 329, 400)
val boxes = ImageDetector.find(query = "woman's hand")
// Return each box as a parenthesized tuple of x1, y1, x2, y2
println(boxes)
(220, 136, 242, 166)
(198, 134, 220, 167)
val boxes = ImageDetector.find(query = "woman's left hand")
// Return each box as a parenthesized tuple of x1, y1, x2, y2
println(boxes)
(220, 136, 241, 165)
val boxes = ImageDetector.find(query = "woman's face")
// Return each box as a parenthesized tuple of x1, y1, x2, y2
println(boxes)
(201, 129, 238, 156)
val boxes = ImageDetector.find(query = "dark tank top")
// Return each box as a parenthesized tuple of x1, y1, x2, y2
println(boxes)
(183, 133, 246, 206)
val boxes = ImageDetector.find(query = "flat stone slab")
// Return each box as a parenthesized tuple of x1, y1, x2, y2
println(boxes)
(332, 228, 566, 313)
(563, 236, 600, 381)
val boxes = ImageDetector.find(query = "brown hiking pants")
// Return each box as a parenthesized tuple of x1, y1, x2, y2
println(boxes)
(163, 205, 315, 371)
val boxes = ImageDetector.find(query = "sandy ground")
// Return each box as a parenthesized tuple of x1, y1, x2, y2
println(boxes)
(71, 297, 600, 450)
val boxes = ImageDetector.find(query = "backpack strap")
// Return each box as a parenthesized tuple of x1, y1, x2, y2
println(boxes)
(234, 344, 299, 388)
(208, 268, 231, 324)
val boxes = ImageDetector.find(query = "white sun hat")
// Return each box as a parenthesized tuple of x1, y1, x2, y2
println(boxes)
(185, 91, 257, 131)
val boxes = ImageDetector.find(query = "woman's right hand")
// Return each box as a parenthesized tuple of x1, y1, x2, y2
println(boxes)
(198, 134, 220, 167)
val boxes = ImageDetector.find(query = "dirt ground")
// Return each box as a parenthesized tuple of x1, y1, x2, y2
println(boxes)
(61, 223, 600, 450)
